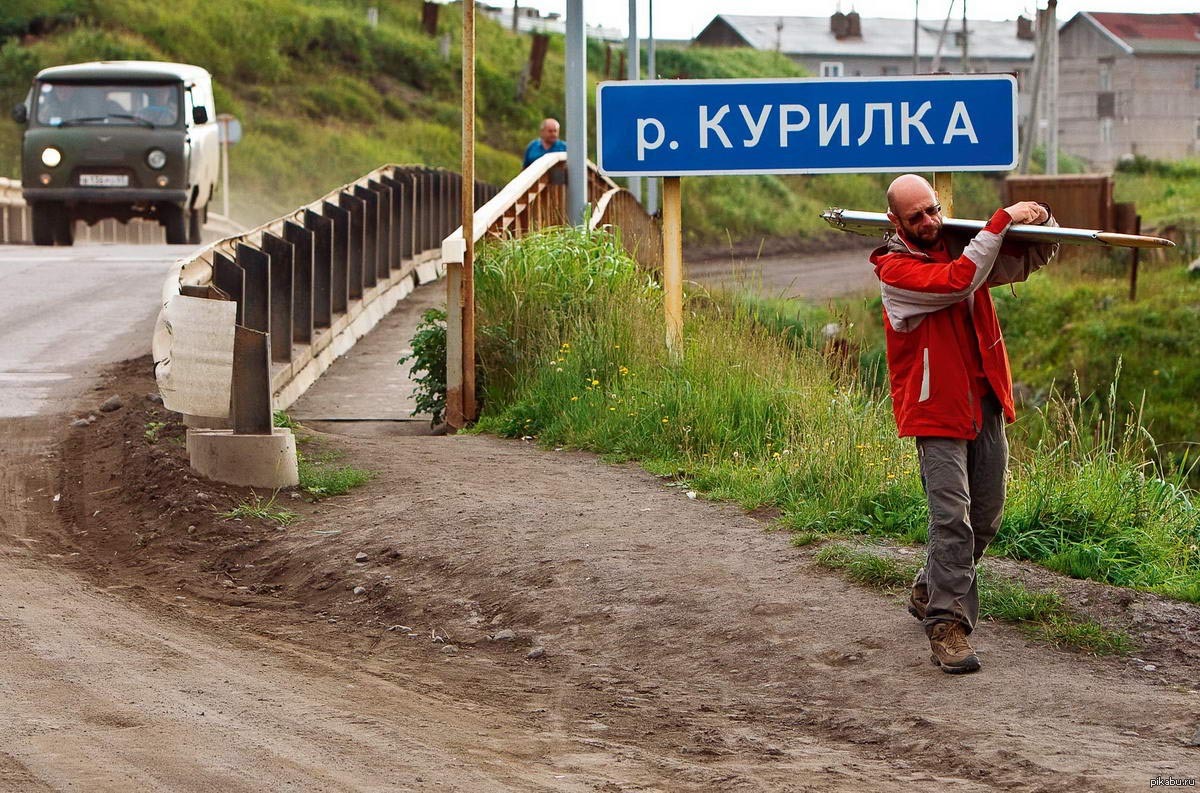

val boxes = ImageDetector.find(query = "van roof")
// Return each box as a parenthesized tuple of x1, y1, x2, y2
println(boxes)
(35, 60, 211, 84)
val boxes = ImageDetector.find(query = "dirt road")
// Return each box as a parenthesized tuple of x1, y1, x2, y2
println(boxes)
(17, 359, 1196, 792)
(1, 243, 1196, 790)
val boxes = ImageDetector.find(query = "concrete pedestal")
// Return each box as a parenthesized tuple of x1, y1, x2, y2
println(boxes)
(183, 413, 232, 430)
(186, 428, 299, 489)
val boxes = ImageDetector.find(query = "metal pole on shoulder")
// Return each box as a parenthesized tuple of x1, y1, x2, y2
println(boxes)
(626, 0, 642, 205)
(565, 0, 587, 225)
(462, 0, 477, 422)
(218, 114, 232, 218)
(662, 176, 683, 362)
(645, 0, 658, 215)
(447, 0, 476, 429)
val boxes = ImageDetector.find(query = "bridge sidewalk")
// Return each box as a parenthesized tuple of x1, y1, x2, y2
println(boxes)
(287, 278, 443, 430)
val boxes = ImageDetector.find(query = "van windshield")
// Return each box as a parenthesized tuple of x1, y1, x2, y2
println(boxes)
(35, 82, 181, 127)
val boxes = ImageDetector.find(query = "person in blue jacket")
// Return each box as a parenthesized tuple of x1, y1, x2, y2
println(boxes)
(523, 118, 566, 168)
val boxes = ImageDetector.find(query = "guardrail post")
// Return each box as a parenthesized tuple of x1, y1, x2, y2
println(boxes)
(304, 209, 333, 327)
(262, 232, 295, 363)
(188, 323, 298, 489)
(284, 221, 314, 344)
(381, 172, 413, 264)
(236, 243, 270, 333)
(354, 185, 380, 290)
(420, 169, 434, 253)
(369, 180, 395, 275)
(232, 326, 273, 434)
(322, 201, 350, 314)
(339, 192, 366, 300)
(213, 251, 245, 326)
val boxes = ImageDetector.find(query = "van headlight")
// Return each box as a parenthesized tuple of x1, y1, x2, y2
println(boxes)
(40, 147, 62, 167)
(146, 149, 167, 169)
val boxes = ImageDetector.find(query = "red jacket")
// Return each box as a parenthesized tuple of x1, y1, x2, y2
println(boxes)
(870, 208, 1058, 439)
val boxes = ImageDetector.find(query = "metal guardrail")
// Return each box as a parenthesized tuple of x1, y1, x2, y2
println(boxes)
(590, 186, 662, 272)
(442, 152, 659, 271)
(0, 177, 28, 243)
(155, 164, 498, 427)
(0, 175, 245, 244)
(155, 152, 658, 444)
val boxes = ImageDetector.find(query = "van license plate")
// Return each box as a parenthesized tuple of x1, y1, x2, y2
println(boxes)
(79, 174, 129, 187)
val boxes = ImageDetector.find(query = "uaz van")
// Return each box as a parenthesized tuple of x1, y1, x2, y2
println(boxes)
(11, 61, 220, 245)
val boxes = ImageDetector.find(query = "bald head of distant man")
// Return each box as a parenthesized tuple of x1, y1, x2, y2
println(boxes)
(539, 118, 560, 148)
(886, 173, 944, 250)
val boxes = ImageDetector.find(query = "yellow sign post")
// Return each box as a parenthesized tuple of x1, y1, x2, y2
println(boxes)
(661, 176, 683, 361)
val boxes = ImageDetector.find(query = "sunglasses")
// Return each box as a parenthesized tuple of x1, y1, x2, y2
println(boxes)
(904, 204, 942, 225)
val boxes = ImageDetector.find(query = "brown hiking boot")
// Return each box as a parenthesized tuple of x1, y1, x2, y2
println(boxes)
(928, 622, 981, 674)
(907, 569, 928, 621)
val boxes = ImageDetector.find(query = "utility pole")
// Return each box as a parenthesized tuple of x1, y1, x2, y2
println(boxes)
(645, 0, 658, 215)
(960, 0, 970, 73)
(626, 0, 642, 204)
(1045, 0, 1059, 174)
(1018, 5, 1050, 174)
(912, 0, 919, 74)
(565, 0, 587, 225)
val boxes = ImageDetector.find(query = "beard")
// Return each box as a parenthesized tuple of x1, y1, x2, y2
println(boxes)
(903, 220, 943, 250)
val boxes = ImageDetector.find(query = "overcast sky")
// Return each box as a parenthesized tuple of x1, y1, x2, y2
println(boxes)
(511, 1, 1200, 40)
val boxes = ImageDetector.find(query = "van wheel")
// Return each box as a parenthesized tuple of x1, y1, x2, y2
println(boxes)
(187, 206, 202, 244)
(54, 211, 74, 246)
(162, 204, 187, 244)
(31, 204, 59, 246)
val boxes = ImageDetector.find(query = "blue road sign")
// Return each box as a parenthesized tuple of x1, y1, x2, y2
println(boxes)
(596, 75, 1017, 177)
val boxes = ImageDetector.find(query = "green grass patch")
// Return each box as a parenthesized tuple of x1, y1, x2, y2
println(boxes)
(299, 462, 372, 499)
(815, 543, 1132, 654)
(469, 225, 1200, 605)
(272, 410, 300, 429)
(296, 440, 372, 499)
(219, 492, 296, 526)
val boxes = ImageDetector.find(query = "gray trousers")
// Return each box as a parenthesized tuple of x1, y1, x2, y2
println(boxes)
(914, 392, 1008, 635)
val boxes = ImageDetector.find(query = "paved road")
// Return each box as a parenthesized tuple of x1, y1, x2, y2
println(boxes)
(689, 244, 879, 300)
(0, 243, 200, 418)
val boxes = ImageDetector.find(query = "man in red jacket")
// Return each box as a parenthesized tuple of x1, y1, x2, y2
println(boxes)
(871, 173, 1058, 674)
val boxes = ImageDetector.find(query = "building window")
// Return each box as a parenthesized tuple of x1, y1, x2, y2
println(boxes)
(1099, 62, 1112, 91)
(1100, 117, 1113, 144)
(820, 62, 844, 77)
(1194, 64, 1200, 89)
(881, 65, 899, 76)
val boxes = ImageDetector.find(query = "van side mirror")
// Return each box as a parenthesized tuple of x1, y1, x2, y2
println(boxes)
(192, 106, 209, 125)
(11, 103, 27, 124)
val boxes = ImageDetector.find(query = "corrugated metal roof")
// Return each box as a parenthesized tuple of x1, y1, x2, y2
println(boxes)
(1084, 12, 1200, 55)
(709, 14, 1036, 62)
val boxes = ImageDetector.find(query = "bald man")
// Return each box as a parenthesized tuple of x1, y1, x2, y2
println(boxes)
(871, 174, 1058, 674)
(523, 118, 566, 168)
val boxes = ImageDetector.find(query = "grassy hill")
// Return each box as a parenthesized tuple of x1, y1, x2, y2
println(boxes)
(2, 2, 1195, 247)
(0, 0, 813, 239)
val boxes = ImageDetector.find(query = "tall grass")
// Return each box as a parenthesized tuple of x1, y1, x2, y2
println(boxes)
(472, 226, 1200, 603)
